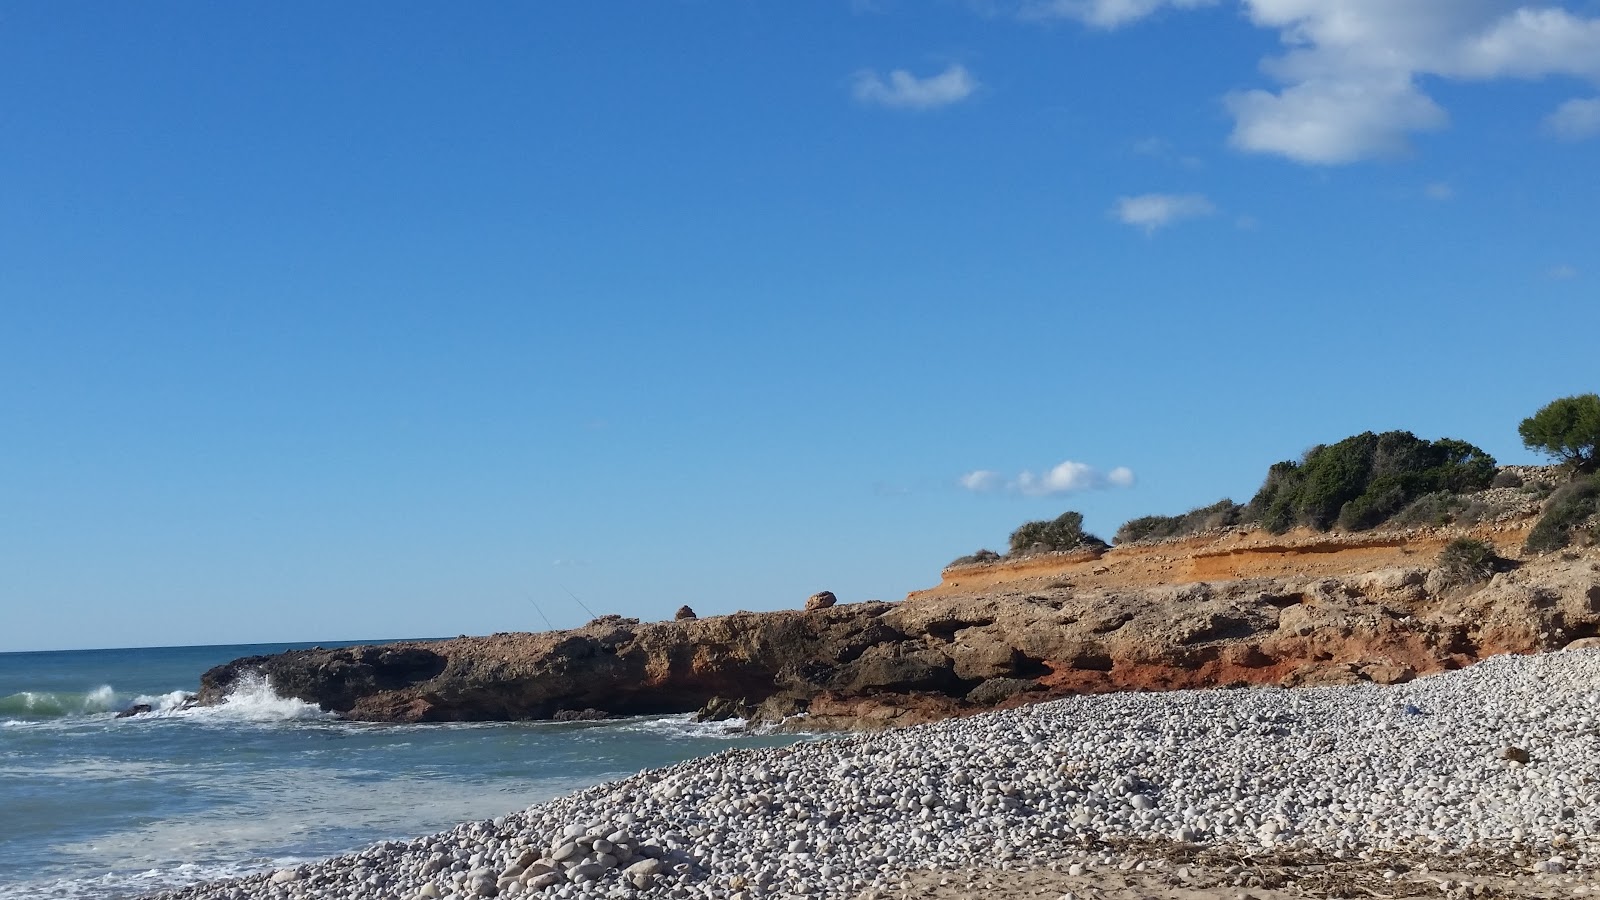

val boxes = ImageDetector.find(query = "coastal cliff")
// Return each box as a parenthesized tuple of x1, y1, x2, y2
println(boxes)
(198, 513, 1600, 730)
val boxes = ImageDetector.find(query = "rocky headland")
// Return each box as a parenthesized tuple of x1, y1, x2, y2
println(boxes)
(198, 469, 1600, 732)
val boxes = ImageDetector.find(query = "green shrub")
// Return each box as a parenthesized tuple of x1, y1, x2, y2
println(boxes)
(1114, 499, 1243, 544)
(1437, 538, 1500, 587)
(1524, 476, 1600, 554)
(1491, 470, 1524, 489)
(1242, 431, 1497, 534)
(1456, 500, 1494, 526)
(1390, 491, 1466, 528)
(947, 549, 1002, 568)
(1008, 511, 1104, 556)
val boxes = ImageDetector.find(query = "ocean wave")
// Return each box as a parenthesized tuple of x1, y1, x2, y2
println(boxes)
(1, 673, 330, 728)
(0, 685, 120, 718)
(2, 855, 300, 900)
(139, 672, 332, 724)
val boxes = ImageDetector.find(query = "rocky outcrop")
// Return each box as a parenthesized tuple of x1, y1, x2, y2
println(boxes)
(198, 526, 1600, 729)
(674, 606, 696, 620)
(806, 591, 837, 611)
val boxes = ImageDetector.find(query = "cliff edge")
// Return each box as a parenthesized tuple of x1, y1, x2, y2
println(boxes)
(199, 511, 1600, 730)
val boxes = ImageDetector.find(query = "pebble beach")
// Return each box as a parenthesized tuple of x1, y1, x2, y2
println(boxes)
(144, 649, 1600, 900)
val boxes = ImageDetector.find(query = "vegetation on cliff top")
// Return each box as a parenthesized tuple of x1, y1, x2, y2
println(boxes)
(1520, 393, 1600, 475)
(1115, 499, 1243, 545)
(1245, 431, 1497, 534)
(950, 395, 1596, 567)
(1007, 511, 1106, 556)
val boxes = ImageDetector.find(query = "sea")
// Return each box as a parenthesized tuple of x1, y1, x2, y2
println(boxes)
(0, 640, 805, 900)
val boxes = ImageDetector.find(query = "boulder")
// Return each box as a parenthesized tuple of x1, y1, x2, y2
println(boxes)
(674, 605, 697, 620)
(806, 591, 837, 611)
(694, 696, 752, 722)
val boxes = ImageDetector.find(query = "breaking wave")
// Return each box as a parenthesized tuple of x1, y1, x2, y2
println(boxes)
(0, 673, 328, 725)
(139, 672, 332, 723)
(0, 685, 122, 718)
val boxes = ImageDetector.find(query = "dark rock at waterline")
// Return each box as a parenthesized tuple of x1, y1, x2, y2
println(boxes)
(114, 694, 200, 718)
(550, 708, 614, 721)
(693, 696, 753, 723)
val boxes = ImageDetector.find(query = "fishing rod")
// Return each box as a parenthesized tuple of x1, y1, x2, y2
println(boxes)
(554, 580, 598, 620)
(521, 592, 555, 631)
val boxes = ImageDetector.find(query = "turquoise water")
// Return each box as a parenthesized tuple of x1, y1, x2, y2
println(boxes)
(0, 642, 800, 899)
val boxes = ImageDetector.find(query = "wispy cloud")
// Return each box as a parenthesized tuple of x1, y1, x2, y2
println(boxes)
(959, 470, 1004, 491)
(1549, 264, 1579, 280)
(1424, 182, 1455, 201)
(1018, 0, 1217, 29)
(1113, 192, 1215, 233)
(852, 64, 977, 110)
(1131, 136, 1203, 168)
(960, 460, 1135, 496)
(1544, 97, 1600, 141)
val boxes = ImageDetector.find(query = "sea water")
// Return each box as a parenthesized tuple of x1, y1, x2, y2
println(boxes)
(0, 641, 802, 899)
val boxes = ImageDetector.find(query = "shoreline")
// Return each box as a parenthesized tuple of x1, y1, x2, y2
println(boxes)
(141, 649, 1599, 900)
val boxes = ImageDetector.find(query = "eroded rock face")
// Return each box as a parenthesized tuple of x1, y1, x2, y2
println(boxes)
(196, 540, 1600, 729)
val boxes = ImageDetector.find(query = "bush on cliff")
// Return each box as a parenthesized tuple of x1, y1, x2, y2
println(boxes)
(1437, 537, 1501, 587)
(1390, 491, 1467, 528)
(1519, 394, 1600, 475)
(1114, 499, 1244, 545)
(1524, 475, 1600, 554)
(947, 549, 1002, 568)
(1243, 431, 1497, 534)
(1491, 470, 1525, 489)
(1008, 511, 1105, 556)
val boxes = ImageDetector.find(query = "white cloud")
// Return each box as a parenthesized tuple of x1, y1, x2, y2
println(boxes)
(1425, 181, 1455, 200)
(1544, 97, 1600, 140)
(1225, 75, 1448, 164)
(852, 64, 978, 110)
(959, 469, 1004, 491)
(1113, 192, 1215, 233)
(1015, 2, 1600, 164)
(1019, 0, 1217, 29)
(1225, 2, 1600, 164)
(960, 461, 1136, 496)
(1549, 264, 1579, 280)
(1016, 461, 1101, 495)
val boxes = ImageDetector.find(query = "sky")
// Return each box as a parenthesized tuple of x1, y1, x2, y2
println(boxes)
(2, 1, 1596, 652)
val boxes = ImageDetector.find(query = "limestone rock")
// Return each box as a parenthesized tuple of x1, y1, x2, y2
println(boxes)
(806, 590, 838, 611)
(193, 529, 1600, 733)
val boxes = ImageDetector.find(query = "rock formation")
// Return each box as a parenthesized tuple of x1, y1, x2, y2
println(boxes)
(197, 515, 1600, 731)
(674, 606, 696, 620)
(805, 591, 837, 611)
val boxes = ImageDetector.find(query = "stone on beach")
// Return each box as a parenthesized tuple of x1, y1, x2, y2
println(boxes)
(146, 649, 1600, 900)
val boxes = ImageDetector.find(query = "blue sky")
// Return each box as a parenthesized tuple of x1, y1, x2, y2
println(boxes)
(3, 1, 1596, 652)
